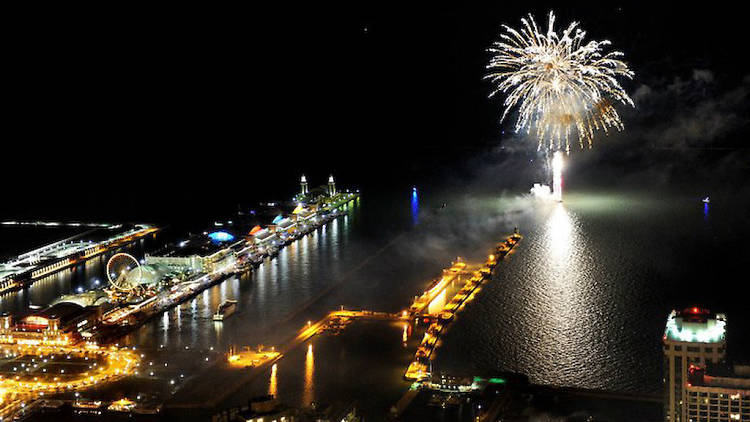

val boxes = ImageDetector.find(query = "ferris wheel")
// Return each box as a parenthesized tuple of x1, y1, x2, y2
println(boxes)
(106, 253, 142, 292)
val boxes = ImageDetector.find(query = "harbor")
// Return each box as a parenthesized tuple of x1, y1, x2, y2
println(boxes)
(205, 231, 523, 421)
(1, 186, 748, 422)
(0, 176, 360, 420)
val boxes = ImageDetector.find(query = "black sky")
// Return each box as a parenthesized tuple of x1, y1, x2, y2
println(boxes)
(3, 3, 748, 222)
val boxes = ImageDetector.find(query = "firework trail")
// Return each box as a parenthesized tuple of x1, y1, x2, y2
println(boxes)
(486, 11, 634, 151)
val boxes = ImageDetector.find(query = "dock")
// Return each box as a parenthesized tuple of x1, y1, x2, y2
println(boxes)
(405, 232, 521, 380)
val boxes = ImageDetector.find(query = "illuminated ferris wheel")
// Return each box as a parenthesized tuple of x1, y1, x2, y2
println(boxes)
(106, 253, 142, 292)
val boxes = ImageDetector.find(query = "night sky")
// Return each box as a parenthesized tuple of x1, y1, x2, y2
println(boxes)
(3, 4, 748, 222)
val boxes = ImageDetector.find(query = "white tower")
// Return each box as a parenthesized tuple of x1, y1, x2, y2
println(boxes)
(327, 175, 336, 197)
(300, 175, 308, 195)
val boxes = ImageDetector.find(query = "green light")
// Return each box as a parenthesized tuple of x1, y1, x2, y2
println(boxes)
(472, 376, 506, 384)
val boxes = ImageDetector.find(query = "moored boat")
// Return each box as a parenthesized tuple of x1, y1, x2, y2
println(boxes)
(213, 300, 238, 321)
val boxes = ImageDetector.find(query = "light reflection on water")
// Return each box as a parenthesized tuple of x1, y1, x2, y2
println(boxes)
(269, 363, 278, 397)
(430, 192, 750, 394)
(411, 189, 419, 226)
(547, 203, 574, 263)
(303, 344, 314, 406)
(2, 190, 747, 403)
(124, 200, 357, 353)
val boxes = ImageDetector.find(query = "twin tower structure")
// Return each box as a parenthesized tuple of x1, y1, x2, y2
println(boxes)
(299, 174, 336, 198)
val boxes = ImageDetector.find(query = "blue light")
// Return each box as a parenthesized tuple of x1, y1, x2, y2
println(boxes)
(272, 215, 284, 224)
(208, 231, 235, 243)
(703, 202, 709, 221)
(411, 188, 419, 226)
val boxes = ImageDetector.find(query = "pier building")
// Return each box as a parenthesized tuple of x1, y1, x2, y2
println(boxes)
(146, 234, 239, 273)
(0, 301, 102, 346)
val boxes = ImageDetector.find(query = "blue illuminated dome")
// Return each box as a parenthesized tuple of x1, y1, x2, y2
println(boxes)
(208, 231, 235, 243)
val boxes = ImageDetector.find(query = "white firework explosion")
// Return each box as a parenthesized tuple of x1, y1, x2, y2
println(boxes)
(486, 11, 634, 151)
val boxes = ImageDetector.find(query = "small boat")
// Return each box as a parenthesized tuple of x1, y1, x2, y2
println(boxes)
(213, 300, 238, 321)
(702, 196, 710, 204)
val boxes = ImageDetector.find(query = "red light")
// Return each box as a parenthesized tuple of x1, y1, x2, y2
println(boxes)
(692, 307, 699, 313)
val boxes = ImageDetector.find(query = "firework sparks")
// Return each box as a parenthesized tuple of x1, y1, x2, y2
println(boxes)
(486, 11, 634, 151)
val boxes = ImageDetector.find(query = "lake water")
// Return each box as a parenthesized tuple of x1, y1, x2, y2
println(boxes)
(3, 179, 749, 419)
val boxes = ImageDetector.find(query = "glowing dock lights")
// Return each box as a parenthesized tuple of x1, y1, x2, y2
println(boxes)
(227, 346, 280, 368)
(404, 232, 521, 381)
(0, 345, 140, 398)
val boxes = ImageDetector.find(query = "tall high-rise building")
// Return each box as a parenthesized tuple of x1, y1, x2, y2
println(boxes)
(663, 307, 727, 421)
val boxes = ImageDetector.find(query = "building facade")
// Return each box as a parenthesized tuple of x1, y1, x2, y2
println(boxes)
(664, 307, 727, 422)
(685, 364, 750, 421)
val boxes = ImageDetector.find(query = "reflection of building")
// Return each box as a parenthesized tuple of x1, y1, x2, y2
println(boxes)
(663, 307, 728, 422)
(685, 363, 750, 421)
(0, 301, 102, 346)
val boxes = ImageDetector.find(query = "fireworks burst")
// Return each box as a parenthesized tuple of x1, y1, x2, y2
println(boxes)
(486, 11, 634, 151)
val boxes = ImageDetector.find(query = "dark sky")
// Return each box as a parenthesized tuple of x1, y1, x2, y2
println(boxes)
(3, 4, 748, 222)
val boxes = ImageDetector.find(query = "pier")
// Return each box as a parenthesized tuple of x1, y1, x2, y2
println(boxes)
(99, 194, 359, 334)
(0, 187, 360, 420)
(0, 224, 158, 294)
(404, 232, 521, 381)
(169, 232, 521, 416)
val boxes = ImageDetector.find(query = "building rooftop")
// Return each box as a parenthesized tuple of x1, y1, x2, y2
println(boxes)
(664, 307, 726, 343)
(688, 363, 750, 391)
(19, 302, 91, 329)
(156, 235, 230, 258)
